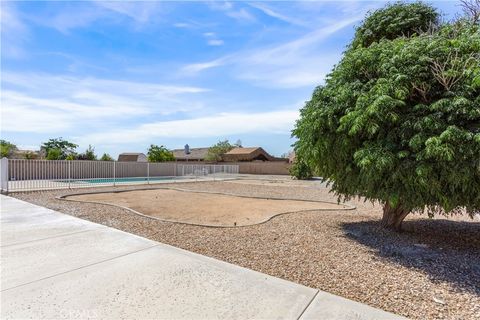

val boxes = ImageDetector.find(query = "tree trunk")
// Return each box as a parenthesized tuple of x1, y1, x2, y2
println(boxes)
(381, 203, 410, 231)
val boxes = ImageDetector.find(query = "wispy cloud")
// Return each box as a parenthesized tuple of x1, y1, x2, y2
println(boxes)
(79, 109, 299, 145)
(207, 39, 224, 46)
(23, 1, 162, 34)
(174, 22, 191, 28)
(93, 1, 161, 24)
(180, 15, 362, 87)
(32, 5, 105, 34)
(208, 1, 256, 23)
(203, 32, 224, 46)
(1, 72, 208, 133)
(1, 2, 29, 58)
(247, 2, 307, 26)
(181, 57, 229, 74)
(226, 8, 256, 22)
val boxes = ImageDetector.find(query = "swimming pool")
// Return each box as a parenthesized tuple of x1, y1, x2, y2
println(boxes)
(70, 177, 180, 184)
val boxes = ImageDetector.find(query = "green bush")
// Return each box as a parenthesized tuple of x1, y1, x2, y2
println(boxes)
(205, 140, 235, 162)
(46, 148, 62, 160)
(289, 159, 313, 180)
(0, 140, 17, 158)
(147, 145, 175, 162)
(100, 153, 114, 161)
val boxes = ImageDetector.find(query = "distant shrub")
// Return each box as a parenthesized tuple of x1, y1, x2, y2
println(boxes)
(290, 159, 313, 180)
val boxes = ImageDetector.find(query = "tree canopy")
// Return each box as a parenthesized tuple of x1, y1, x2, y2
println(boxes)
(147, 145, 175, 162)
(352, 2, 439, 48)
(46, 148, 63, 160)
(41, 138, 78, 160)
(0, 140, 17, 158)
(205, 140, 235, 162)
(100, 153, 114, 161)
(77, 145, 97, 160)
(293, 2, 480, 230)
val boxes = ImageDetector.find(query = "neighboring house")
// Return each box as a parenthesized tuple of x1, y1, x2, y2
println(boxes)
(222, 147, 287, 162)
(118, 153, 147, 162)
(12, 149, 41, 159)
(171, 147, 210, 162)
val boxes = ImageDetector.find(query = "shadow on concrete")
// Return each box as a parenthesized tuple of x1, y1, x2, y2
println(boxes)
(341, 218, 480, 296)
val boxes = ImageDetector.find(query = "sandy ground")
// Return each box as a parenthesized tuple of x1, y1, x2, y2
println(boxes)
(66, 188, 347, 226)
(11, 178, 480, 320)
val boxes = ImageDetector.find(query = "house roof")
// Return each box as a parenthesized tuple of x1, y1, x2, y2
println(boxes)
(224, 147, 260, 155)
(118, 153, 147, 162)
(171, 147, 210, 160)
(223, 147, 280, 162)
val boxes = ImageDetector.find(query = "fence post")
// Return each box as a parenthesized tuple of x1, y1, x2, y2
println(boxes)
(68, 161, 71, 189)
(113, 161, 116, 187)
(1, 157, 8, 193)
(147, 162, 150, 184)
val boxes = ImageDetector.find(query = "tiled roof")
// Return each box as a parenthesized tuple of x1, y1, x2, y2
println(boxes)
(171, 147, 210, 160)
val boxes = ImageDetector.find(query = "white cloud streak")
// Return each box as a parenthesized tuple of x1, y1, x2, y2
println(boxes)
(247, 2, 307, 27)
(208, 1, 256, 22)
(1, 72, 208, 133)
(78, 109, 299, 145)
(1, 3, 29, 58)
(181, 57, 229, 74)
(180, 15, 363, 87)
(93, 1, 161, 23)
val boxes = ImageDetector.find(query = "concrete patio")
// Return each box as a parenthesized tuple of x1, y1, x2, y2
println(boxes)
(0, 195, 404, 319)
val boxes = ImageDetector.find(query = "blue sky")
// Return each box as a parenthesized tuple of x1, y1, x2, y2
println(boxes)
(1, 1, 460, 157)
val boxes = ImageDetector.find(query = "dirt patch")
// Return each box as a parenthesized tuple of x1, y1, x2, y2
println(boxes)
(65, 188, 348, 227)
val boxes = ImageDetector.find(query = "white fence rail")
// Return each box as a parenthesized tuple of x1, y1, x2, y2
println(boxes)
(0, 158, 239, 192)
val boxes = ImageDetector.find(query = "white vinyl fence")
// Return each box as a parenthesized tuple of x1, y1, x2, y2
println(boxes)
(0, 158, 238, 192)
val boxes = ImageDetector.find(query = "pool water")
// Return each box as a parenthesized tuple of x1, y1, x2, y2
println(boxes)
(71, 177, 178, 184)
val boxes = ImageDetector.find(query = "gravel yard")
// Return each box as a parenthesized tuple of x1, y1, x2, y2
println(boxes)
(11, 178, 480, 320)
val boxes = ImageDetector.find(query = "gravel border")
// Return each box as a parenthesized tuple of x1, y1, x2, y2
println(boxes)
(10, 180, 480, 320)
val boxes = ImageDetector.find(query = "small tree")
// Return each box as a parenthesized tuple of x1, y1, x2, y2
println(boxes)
(0, 140, 17, 158)
(147, 145, 175, 162)
(205, 140, 235, 162)
(100, 153, 114, 161)
(77, 145, 96, 160)
(293, 2, 480, 231)
(46, 148, 62, 160)
(41, 138, 78, 160)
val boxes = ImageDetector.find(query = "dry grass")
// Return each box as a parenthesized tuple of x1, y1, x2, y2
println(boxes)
(12, 178, 480, 320)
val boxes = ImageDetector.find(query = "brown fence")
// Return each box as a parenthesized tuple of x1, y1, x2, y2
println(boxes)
(175, 161, 291, 175)
(235, 162, 291, 175)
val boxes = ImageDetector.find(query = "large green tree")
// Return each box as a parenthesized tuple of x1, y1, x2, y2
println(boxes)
(147, 145, 175, 162)
(205, 140, 235, 162)
(41, 138, 78, 160)
(293, 2, 480, 231)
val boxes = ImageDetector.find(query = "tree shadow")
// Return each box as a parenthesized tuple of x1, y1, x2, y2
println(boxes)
(341, 218, 480, 296)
